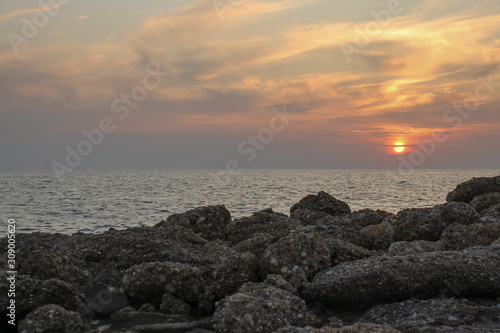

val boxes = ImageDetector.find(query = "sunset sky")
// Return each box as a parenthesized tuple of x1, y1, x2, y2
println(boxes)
(1, 0, 499, 170)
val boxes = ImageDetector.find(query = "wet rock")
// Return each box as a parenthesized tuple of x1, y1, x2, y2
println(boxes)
(155, 205, 231, 241)
(302, 246, 500, 309)
(110, 311, 191, 328)
(469, 192, 500, 213)
(226, 209, 301, 246)
(233, 233, 275, 258)
(391, 203, 481, 242)
(388, 240, 445, 255)
(446, 175, 500, 203)
(122, 261, 204, 308)
(360, 298, 500, 332)
(18, 304, 87, 333)
(440, 223, 500, 250)
(324, 238, 374, 265)
(290, 209, 331, 225)
(259, 233, 330, 280)
(290, 191, 351, 216)
(0, 276, 89, 319)
(273, 323, 401, 333)
(213, 283, 315, 333)
(160, 293, 191, 315)
(359, 221, 394, 250)
(82, 283, 129, 317)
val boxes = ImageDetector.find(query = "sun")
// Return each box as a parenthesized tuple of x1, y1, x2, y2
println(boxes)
(393, 142, 405, 153)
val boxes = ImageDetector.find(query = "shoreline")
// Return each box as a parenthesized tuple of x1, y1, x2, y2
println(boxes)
(1, 175, 500, 332)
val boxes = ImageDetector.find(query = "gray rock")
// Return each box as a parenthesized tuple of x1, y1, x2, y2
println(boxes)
(82, 283, 129, 316)
(323, 238, 373, 265)
(360, 298, 500, 332)
(446, 175, 500, 203)
(226, 209, 301, 246)
(298, 218, 372, 249)
(155, 205, 231, 241)
(469, 192, 500, 213)
(233, 233, 275, 258)
(110, 311, 191, 328)
(483, 203, 500, 220)
(129, 321, 200, 333)
(391, 203, 481, 242)
(18, 304, 87, 333)
(290, 191, 351, 216)
(359, 221, 394, 250)
(349, 209, 394, 230)
(273, 323, 401, 332)
(259, 233, 330, 280)
(440, 223, 500, 250)
(213, 283, 316, 333)
(160, 293, 191, 315)
(290, 209, 331, 225)
(388, 240, 445, 255)
(122, 261, 204, 308)
(302, 246, 500, 309)
(212, 251, 259, 299)
(138, 303, 158, 312)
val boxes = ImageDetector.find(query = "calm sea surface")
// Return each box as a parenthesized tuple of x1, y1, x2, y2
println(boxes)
(1, 169, 499, 234)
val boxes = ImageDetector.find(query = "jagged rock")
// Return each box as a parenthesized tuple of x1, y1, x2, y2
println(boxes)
(259, 233, 330, 280)
(290, 209, 331, 225)
(110, 311, 191, 328)
(0, 276, 89, 319)
(440, 223, 500, 250)
(18, 304, 87, 333)
(359, 221, 394, 250)
(160, 293, 191, 315)
(82, 283, 129, 317)
(233, 233, 275, 258)
(324, 238, 374, 265)
(388, 240, 445, 255)
(155, 205, 231, 241)
(360, 298, 500, 332)
(302, 246, 500, 309)
(290, 191, 351, 216)
(273, 323, 401, 332)
(446, 175, 500, 203)
(226, 209, 301, 246)
(469, 192, 500, 214)
(213, 283, 316, 333)
(122, 261, 204, 308)
(391, 203, 481, 242)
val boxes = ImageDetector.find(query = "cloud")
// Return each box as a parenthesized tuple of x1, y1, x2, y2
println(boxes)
(0, 4, 63, 22)
(75, 15, 88, 20)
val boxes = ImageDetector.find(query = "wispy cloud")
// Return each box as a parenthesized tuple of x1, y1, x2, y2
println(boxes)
(0, 4, 63, 22)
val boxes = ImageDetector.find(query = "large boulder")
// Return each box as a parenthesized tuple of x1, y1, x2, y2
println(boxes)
(440, 223, 500, 250)
(360, 298, 500, 332)
(324, 238, 374, 265)
(122, 261, 204, 308)
(155, 205, 231, 241)
(446, 175, 500, 203)
(387, 240, 445, 255)
(213, 283, 315, 332)
(259, 233, 331, 280)
(359, 221, 394, 250)
(391, 203, 481, 242)
(226, 209, 301, 246)
(18, 304, 87, 333)
(469, 192, 500, 214)
(233, 233, 275, 258)
(290, 191, 351, 216)
(273, 323, 401, 333)
(302, 246, 500, 309)
(483, 203, 500, 220)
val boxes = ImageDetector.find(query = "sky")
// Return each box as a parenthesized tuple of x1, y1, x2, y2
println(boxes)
(0, 0, 499, 171)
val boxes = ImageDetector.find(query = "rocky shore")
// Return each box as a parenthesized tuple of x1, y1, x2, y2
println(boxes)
(2, 175, 500, 333)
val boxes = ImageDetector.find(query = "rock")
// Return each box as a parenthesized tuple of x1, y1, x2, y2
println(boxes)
(469, 192, 500, 213)
(122, 261, 204, 308)
(391, 203, 481, 242)
(82, 283, 129, 317)
(359, 221, 394, 250)
(290, 191, 351, 216)
(388, 240, 445, 255)
(212, 251, 259, 299)
(440, 223, 500, 250)
(213, 284, 315, 332)
(160, 293, 191, 315)
(302, 246, 500, 309)
(155, 205, 231, 241)
(0, 276, 89, 319)
(233, 233, 275, 258)
(128, 321, 201, 333)
(483, 203, 500, 220)
(446, 175, 500, 203)
(273, 323, 401, 333)
(349, 209, 394, 229)
(138, 303, 158, 312)
(360, 298, 500, 332)
(324, 238, 374, 265)
(290, 209, 331, 225)
(18, 304, 87, 333)
(226, 209, 301, 246)
(110, 311, 191, 328)
(259, 233, 330, 281)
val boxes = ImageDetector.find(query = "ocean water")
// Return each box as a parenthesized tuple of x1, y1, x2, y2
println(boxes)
(1, 169, 499, 234)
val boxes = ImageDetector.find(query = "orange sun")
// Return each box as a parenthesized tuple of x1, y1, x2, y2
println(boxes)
(393, 142, 405, 153)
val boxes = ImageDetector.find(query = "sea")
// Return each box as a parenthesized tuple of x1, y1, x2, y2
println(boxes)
(1, 169, 499, 235)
